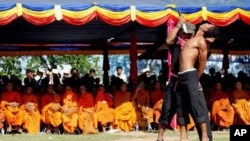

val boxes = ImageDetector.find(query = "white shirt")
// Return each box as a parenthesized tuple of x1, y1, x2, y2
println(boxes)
(115, 74, 127, 83)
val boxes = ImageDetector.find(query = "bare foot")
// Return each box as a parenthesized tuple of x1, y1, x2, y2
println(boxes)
(46, 129, 51, 134)
(7, 126, 12, 133)
(180, 138, 189, 141)
(201, 137, 209, 141)
(53, 127, 59, 131)
(17, 128, 22, 134)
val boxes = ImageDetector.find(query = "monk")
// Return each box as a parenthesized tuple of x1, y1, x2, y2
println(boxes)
(113, 82, 136, 132)
(21, 86, 41, 134)
(132, 81, 153, 131)
(0, 106, 5, 131)
(231, 80, 250, 124)
(95, 85, 115, 132)
(41, 85, 62, 133)
(104, 92, 114, 108)
(0, 81, 24, 133)
(211, 82, 234, 129)
(61, 85, 79, 134)
(77, 84, 98, 134)
(150, 81, 164, 124)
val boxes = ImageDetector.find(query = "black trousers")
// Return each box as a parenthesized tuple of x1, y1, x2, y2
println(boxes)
(158, 76, 178, 126)
(176, 69, 213, 141)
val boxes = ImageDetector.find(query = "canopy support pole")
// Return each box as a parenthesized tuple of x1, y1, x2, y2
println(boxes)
(129, 30, 138, 86)
(103, 42, 110, 89)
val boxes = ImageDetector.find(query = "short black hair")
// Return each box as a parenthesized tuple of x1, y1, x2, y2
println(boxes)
(26, 69, 34, 74)
(204, 26, 219, 38)
(89, 68, 96, 73)
(116, 66, 123, 70)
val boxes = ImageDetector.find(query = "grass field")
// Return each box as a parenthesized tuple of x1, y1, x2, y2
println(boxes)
(0, 130, 229, 141)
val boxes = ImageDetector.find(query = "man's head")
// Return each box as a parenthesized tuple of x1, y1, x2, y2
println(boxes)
(89, 68, 96, 77)
(200, 23, 219, 43)
(26, 69, 34, 78)
(70, 68, 78, 77)
(116, 66, 123, 75)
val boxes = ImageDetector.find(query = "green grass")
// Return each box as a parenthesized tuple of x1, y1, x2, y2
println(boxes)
(0, 131, 229, 141)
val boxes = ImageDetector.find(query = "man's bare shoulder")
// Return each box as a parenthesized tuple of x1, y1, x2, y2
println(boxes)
(196, 37, 207, 48)
(185, 36, 204, 49)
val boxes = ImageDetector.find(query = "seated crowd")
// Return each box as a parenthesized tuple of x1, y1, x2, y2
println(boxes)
(0, 67, 249, 135)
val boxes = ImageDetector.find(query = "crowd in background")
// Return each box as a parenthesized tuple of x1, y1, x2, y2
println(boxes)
(0, 66, 249, 135)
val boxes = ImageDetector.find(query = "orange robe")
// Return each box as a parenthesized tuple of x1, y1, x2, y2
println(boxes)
(61, 89, 79, 134)
(150, 89, 164, 107)
(0, 109, 5, 129)
(41, 93, 62, 128)
(133, 89, 153, 129)
(21, 93, 41, 134)
(151, 89, 164, 124)
(78, 92, 98, 134)
(171, 114, 195, 131)
(152, 99, 163, 124)
(104, 93, 114, 108)
(232, 90, 250, 124)
(211, 90, 234, 128)
(113, 91, 136, 132)
(0, 91, 24, 126)
(95, 90, 114, 125)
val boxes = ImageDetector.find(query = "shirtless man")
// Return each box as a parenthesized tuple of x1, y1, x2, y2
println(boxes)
(176, 23, 219, 141)
(156, 16, 192, 141)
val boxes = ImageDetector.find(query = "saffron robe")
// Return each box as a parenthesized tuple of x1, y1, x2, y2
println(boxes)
(133, 89, 153, 129)
(113, 90, 136, 132)
(151, 89, 164, 124)
(0, 91, 24, 126)
(21, 93, 41, 134)
(41, 93, 62, 128)
(95, 90, 114, 125)
(78, 92, 98, 134)
(61, 89, 79, 133)
(232, 90, 250, 124)
(211, 90, 234, 128)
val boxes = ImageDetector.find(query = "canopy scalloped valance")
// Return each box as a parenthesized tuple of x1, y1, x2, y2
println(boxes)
(1, 3, 250, 27)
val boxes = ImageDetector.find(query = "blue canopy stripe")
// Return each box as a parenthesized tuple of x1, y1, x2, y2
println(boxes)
(0, 4, 16, 11)
(97, 4, 130, 12)
(61, 3, 94, 11)
(22, 4, 54, 11)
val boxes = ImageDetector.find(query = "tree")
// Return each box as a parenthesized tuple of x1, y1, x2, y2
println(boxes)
(0, 56, 22, 78)
(27, 55, 101, 75)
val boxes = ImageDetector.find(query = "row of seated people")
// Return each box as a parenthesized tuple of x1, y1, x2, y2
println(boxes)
(2, 76, 248, 135)
(206, 80, 250, 130)
(0, 80, 172, 135)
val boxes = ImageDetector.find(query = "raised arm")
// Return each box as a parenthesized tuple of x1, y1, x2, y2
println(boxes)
(166, 16, 185, 45)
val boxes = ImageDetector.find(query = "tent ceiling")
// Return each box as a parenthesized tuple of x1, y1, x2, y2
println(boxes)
(0, 17, 163, 55)
(0, 18, 161, 44)
(1, 17, 250, 56)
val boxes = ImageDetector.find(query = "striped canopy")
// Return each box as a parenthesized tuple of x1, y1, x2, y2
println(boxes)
(0, 0, 249, 26)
